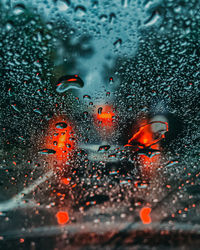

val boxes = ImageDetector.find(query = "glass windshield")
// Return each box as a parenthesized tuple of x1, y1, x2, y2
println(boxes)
(0, 0, 199, 249)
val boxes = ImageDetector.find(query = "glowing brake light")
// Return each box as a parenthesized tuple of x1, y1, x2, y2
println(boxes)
(43, 115, 75, 161)
(127, 121, 168, 148)
(95, 105, 115, 128)
(125, 119, 169, 177)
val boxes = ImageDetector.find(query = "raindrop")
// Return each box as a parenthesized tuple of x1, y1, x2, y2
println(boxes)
(57, 0, 70, 11)
(165, 161, 179, 167)
(109, 170, 118, 175)
(56, 75, 84, 93)
(75, 5, 86, 17)
(121, 0, 130, 8)
(137, 149, 160, 158)
(98, 107, 103, 114)
(55, 122, 68, 129)
(38, 149, 56, 155)
(144, 10, 160, 27)
(11, 104, 20, 113)
(13, 4, 26, 15)
(113, 39, 122, 49)
(83, 95, 91, 100)
(120, 180, 130, 185)
(83, 111, 89, 120)
(8, 88, 13, 96)
(174, 6, 181, 13)
(109, 77, 114, 84)
(109, 13, 116, 24)
(92, 1, 98, 8)
(136, 181, 148, 189)
(98, 145, 110, 152)
(108, 154, 116, 158)
(5, 21, 13, 31)
(100, 14, 107, 22)
(33, 108, 43, 115)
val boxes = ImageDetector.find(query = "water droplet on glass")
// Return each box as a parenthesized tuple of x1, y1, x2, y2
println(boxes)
(83, 111, 89, 119)
(5, 22, 13, 31)
(38, 149, 56, 155)
(75, 5, 86, 17)
(100, 15, 107, 22)
(109, 13, 116, 24)
(144, 10, 160, 27)
(13, 4, 26, 15)
(113, 39, 122, 49)
(11, 104, 20, 113)
(83, 95, 91, 100)
(33, 108, 43, 115)
(98, 107, 103, 114)
(55, 122, 68, 129)
(121, 0, 130, 8)
(56, 75, 84, 93)
(174, 6, 181, 13)
(98, 145, 110, 152)
(109, 77, 114, 84)
(57, 0, 70, 11)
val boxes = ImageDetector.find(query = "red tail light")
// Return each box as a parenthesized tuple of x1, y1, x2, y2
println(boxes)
(127, 121, 168, 148)
(126, 119, 168, 176)
(43, 115, 75, 162)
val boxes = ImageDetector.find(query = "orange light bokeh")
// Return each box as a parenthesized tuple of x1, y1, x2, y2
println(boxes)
(61, 177, 71, 185)
(56, 211, 69, 225)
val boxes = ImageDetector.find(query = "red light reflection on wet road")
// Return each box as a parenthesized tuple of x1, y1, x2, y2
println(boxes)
(140, 207, 152, 224)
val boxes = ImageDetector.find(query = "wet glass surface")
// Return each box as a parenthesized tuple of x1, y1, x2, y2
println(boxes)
(0, 0, 200, 249)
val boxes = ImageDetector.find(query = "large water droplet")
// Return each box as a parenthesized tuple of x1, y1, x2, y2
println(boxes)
(13, 4, 26, 15)
(98, 107, 103, 114)
(75, 5, 86, 17)
(56, 75, 84, 93)
(144, 10, 160, 27)
(98, 145, 110, 152)
(83, 94, 91, 100)
(113, 39, 122, 49)
(55, 122, 68, 129)
(109, 77, 114, 84)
